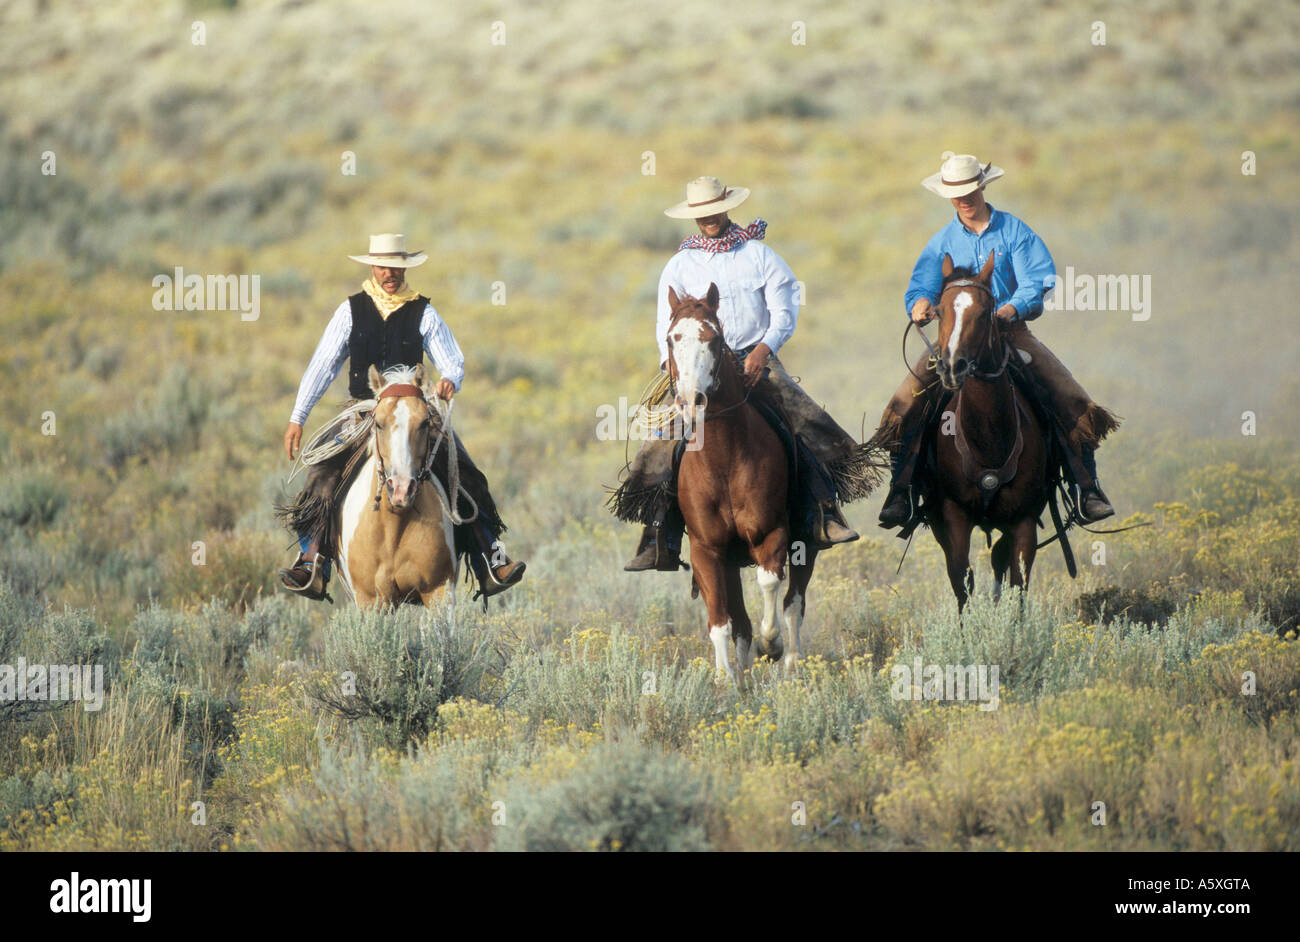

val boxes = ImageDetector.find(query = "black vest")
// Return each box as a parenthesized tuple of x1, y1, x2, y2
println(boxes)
(347, 291, 428, 399)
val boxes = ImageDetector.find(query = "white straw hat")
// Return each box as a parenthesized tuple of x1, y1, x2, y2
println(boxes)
(664, 176, 751, 219)
(347, 233, 428, 268)
(921, 152, 1005, 198)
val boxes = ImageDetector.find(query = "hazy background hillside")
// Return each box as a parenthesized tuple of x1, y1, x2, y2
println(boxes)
(2, 0, 1297, 620)
(0, 0, 1298, 853)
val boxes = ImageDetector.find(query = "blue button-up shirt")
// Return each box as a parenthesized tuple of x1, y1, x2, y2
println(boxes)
(903, 205, 1056, 321)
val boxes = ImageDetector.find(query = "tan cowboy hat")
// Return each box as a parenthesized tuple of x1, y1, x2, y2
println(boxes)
(664, 176, 751, 219)
(347, 233, 428, 268)
(921, 152, 1005, 198)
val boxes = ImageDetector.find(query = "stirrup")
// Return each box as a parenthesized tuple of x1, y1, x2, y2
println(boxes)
(812, 504, 859, 549)
(1077, 488, 1115, 524)
(278, 554, 332, 602)
(473, 557, 526, 602)
(878, 485, 916, 529)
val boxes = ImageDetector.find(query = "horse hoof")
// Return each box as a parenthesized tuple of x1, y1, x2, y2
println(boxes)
(756, 636, 784, 662)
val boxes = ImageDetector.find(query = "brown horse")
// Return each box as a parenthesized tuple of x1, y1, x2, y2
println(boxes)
(666, 285, 816, 679)
(336, 365, 458, 609)
(924, 252, 1049, 610)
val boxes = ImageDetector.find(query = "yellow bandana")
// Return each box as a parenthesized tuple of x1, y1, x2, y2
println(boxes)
(362, 277, 420, 319)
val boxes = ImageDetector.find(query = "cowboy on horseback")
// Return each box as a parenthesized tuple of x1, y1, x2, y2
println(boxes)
(874, 153, 1119, 531)
(276, 233, 526, 602)
(612, 176, 882, 571)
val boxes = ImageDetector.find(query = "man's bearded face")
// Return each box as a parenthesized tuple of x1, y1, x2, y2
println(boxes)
(371, 264, 405, 294)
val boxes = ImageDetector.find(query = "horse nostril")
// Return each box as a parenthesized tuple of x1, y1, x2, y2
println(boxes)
(954, 357, 968, 373)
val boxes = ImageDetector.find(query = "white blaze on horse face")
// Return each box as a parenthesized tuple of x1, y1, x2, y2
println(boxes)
(672, 323, 716, 426)
(386, 400, 415, 506)
(949, 291, 974, 362)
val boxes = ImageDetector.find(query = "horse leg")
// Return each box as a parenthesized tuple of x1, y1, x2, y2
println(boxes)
(724, 565, 754, 675)
(781, 546, 817, 670)
(691, 548, 734, 682)
(991, 532, 1013, 603)
(1008, 517, 1039, 604)
(938, 501, 976, 612)
(751, 527, 789, 666)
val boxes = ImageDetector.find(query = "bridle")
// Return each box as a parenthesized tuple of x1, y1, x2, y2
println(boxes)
(370, 384, 475, 524)
(910, 278, 1010, 389)
(666, 312, 753, 423)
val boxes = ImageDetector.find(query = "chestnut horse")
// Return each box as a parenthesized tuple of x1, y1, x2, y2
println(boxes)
(336, 365, 458, 609)
(666, 284, 815, 679)
(924, 252, 1049, 610)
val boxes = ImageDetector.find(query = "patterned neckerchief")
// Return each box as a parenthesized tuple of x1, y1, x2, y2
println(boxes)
(678, 218, 768, 253)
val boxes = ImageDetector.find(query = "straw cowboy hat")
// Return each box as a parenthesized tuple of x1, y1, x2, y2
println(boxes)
(347, 233, 428, 268)
(664, 176, 751, 219)
(921, 152, 1005, 198)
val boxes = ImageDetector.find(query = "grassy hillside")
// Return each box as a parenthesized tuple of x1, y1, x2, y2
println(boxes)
(0, 0, 1297, 851)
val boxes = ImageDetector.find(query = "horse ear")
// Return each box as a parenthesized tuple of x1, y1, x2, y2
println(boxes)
(705, 283, 720, 311)
(368, 364, 385, 397)
(412, 364, 425, 388)
(667, 286, 680, 310)
(979, 250, 996, 283)
(941, 253, 954, 279)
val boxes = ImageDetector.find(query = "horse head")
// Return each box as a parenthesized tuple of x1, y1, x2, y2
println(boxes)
(367, 364, 439, 511)
(665, 283, 726, 427)
(935, 251, 998, 390)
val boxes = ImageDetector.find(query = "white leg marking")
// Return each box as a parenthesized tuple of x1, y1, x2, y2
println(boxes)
(709, 621, 735, 681)
(782, 591, 804, 670)
(949, 291, 973, 361)
(755, 567, 785, 645)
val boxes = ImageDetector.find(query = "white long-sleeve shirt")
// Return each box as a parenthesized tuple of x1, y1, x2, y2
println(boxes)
(289, 298, 466, 426)
(655, 239, 799, 366)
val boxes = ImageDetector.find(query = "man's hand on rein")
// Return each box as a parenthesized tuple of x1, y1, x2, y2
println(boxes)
(742, 343, 772, 387)
(284, 423, 303, 461)
(434, 378, 456, 401)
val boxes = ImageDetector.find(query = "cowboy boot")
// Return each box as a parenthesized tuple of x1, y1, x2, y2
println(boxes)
(812, 502, 859, 549)
(624, 523, 685, 571)
(278, 546, 332, 602)
(1076, 447, 1114, 523)
(468, 551, 527, 599)
(465, 517, 526, 599)
(878, 433, 922, 529)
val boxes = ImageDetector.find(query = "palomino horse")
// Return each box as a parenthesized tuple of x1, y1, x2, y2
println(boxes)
(666, 284, 815, 679)
(336, 364, 458, 608)
(923, 252, 1049, 610)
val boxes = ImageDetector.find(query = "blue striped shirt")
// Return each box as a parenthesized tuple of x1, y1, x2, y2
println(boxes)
(904, 205, 1056, 322)
(289, 298, 466, 426)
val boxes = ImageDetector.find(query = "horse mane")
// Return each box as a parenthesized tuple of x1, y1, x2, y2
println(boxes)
(669, 293, 724, 333)
(942, 266, 978, 287)
(376, 365, 424, 391)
